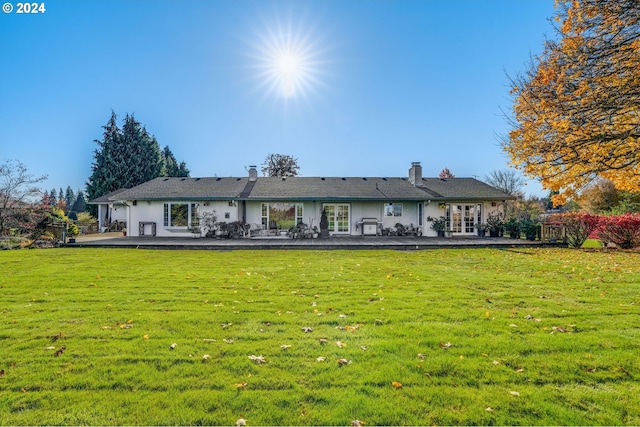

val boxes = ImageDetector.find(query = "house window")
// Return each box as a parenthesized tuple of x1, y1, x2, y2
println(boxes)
(163, 203, 198, 227)
(384, 203, 402, 217)
(261, 203, 304, 229)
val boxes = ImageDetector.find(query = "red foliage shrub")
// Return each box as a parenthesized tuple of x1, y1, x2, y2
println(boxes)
(596, 213, 640, 249)
(551, 212, 599, 248)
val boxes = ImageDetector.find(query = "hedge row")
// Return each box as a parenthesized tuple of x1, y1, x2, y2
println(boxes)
(549, 212, 640, 249)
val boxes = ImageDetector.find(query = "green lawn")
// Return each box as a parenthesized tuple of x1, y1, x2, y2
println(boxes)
(1, 248, 639, 426)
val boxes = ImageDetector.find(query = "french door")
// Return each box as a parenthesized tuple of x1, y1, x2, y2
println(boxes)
(322, 204, 350, 234)
(450, 204, 482, 234)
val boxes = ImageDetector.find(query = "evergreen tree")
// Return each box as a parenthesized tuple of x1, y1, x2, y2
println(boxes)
(49, 188, 57, 205)
(119, 114, 163, 187)
(87, 111, 190, 206)
(65, 186, 75, 211)
(71, 191, 86, 213)
(58, 188, 64, 204)
(87, 111, 123, 201)
(162, 146, 190, 177)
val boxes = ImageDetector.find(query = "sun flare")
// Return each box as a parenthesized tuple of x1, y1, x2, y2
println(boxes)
(252, 16, 324, 100)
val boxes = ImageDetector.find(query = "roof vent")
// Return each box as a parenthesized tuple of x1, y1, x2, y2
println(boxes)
(195, 178, 201, 181)
(321, 177, 325, 181)
(382, 177, 388, 181)
(282, 177, 286, 181)
(163, 178, 169, 181)
(362, 177, 368, 181)
(216, 177, 222, 181)
(181, 178, 186, 181)
(341, 177, 346, 181)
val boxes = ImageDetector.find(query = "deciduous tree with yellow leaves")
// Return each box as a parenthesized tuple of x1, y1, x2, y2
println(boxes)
(504, 0, 640, 205)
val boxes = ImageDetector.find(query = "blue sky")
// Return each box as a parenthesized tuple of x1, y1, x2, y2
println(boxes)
(1, 0, 555, 197)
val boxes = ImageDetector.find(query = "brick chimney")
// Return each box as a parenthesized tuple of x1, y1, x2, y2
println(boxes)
(408, 162, 422, 186)
(248, 165, 258, 181)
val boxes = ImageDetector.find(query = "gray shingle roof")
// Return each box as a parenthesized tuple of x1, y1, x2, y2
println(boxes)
(109, 177, 249, 201)
(103, 175, 513, 202)
(86, 188, 129, 204)
(418, 178, 515, 200)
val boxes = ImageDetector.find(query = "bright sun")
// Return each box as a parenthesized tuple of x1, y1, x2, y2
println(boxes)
(253, 17, 323, 100)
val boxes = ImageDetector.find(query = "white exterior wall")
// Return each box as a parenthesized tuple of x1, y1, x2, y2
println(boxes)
(423, 201, 506, 236)
(123, 199, 506, 238)
(246, 200, 424, 236)
(424, 202, 448, 237)
(126, 200, 240, 237)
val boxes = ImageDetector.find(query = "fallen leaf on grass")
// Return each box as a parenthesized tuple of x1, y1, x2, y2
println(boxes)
(351, 420, 365, 426)
(170, 343, 177, 350)
(280, 344, 291, 350)
(318, 338, 328, 345)
(336, 341, 347, 348)
(236, 418, 246, 426)
(234, 382, 247, 389)
(50, 332, 62, 342)
(440, 342, 452, 349)
(316, 357, 326, 362)
(223, 339, 234, 344)
(485, 407, 493, 412)
(301, 327, 313, 333)
(391, 381, 403, 389)
(360, 346, 368, 351)
(143, 335, 149, 340)
(509, 391, 520, 396)
(337, 358, 351, 366)
(417, 353, 426, 360)
(248, 355, 266, 364)
(202, 354, 211, 362)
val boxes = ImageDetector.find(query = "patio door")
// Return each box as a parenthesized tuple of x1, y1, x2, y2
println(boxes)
(450, 204, 481, 234)
(323, 204, 350, 234)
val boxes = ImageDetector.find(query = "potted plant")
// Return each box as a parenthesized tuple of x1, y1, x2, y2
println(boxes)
(67, 222, 79, 243)
(319, 208, 329, 238)
(485, 213, 504, 237)
(312, 226, 319, 238)
(475, 222, 487, 237)
(504, 217, 520, 239)
(122, 227, 127, 236)
(200, 211, 218, 237)
(216, 221, 229, 238)
(519, 218, 540, 241)
(427, 216, 447, 237)
(188, 223, 202, 238)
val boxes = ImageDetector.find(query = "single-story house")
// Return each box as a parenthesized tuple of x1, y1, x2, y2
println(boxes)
(90, 162, 514, 238)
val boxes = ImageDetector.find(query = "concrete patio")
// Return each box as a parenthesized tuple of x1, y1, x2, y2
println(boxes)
(69, 232, 557, 250)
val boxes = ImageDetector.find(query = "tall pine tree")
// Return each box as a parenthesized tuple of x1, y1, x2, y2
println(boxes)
(162, 146, 190, 177)
(65, 186, 75, 212)
(87, 111, 189, 202)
